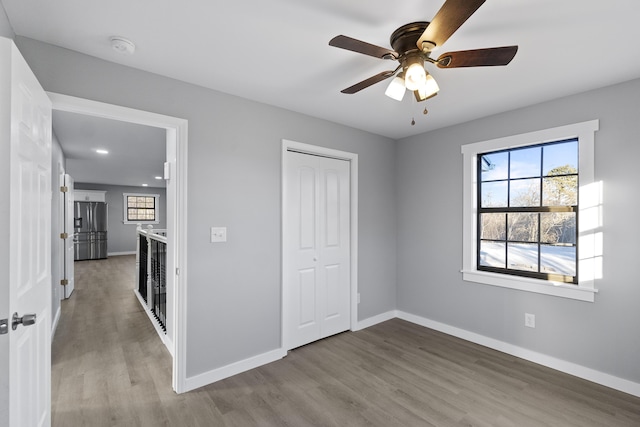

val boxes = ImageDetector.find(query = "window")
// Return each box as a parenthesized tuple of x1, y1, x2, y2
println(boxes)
(461, 121, 600, 302)
(478, 139, 578, 283)
(124, 193, 160, 224)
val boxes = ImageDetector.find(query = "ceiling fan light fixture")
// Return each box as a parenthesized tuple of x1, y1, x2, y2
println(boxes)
(416, 74, 440, 100)
(385, 75, 406, 101)
(404, 56, 427, 91)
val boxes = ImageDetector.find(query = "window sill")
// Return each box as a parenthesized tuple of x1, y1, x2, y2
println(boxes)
(124, 220, 160, 225)
(461, 270, 597, 302)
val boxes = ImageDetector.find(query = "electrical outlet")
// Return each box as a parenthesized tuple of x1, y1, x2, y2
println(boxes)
(525, 313, 536, 328)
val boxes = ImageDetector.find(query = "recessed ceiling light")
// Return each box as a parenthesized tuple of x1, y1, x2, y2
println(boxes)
(95, 149, 109, 154)
(154, 176, 163, 180)
(110, 36, 135, 55)
(142, 184, 148, 187)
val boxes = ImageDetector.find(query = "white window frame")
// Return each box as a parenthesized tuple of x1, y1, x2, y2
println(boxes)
(461, 120, 600, 302)
(123, 192, 160, 224)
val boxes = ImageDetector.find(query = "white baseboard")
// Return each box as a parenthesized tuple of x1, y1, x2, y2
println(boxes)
(108, 251, 136, 257)
(396, 310, 640, 398)
(51, 306, 61, 342)
(183, 348, 287, 393)
(355, 310, 396, 331)
(175, 309, 640, 398)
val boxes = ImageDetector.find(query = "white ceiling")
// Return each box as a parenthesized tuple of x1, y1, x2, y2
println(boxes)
(52, 110, 166, 188)
(4, 0, 640, 142)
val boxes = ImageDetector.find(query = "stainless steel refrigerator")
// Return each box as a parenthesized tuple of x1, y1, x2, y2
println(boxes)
(73, 201, 108, 261)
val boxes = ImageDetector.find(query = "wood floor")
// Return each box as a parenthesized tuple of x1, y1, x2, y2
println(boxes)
(52, 256, 640, 426)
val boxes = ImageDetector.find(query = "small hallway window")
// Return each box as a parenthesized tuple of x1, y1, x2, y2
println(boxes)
(124, 193, 160, 224)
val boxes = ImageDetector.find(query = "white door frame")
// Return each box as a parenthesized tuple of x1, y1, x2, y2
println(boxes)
(281, 139, 358, 351)
(47, 93, 189, 393)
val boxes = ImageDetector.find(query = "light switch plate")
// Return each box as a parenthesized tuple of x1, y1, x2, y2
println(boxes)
(211, 227, 227, 243)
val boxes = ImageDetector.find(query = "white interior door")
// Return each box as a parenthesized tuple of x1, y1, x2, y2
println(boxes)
(284, 150, 350, 350)
(1, 38, 52, 427)
(62, 174, 75, 298)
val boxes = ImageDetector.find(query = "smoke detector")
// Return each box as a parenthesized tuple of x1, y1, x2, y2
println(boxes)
(110, 36, 135, 55)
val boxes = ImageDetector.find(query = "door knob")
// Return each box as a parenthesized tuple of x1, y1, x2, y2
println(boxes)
(12, 312, 36, 331)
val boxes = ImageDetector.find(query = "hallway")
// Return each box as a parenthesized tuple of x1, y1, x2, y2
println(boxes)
(52, 255, 174, 425)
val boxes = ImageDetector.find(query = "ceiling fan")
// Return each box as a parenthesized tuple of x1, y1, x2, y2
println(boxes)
(329, 0, 518, 103)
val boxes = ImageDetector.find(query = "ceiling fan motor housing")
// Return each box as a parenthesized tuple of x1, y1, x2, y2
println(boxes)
(390, 22, 431, 60)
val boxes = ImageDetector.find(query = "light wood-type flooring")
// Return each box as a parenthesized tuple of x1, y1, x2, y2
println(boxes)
(52, 255, 640, 426)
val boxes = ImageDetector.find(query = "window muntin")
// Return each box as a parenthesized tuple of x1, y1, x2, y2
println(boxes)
(477, 139, 578, 283)
(123, 193, 160, 224)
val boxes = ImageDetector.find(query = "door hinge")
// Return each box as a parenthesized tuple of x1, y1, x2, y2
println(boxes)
(60, 232, 69, 239)
(60, 279, 68, 286)
(60, 186, 68, 193)
(176, 268, 180, 276)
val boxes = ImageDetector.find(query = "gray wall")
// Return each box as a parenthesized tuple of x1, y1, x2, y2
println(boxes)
(396, 78, 640, 383)
(0, 5, 13, 39)
(14, 37, 397, 378)
(74, 183, 167, 254)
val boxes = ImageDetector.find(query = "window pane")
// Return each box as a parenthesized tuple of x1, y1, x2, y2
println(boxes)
(480, 213, 506, 240)
(480, 241, 505, 268)
(481, 181, 508, 207)
(481, 152, 508, 181)
(541, 244, 576, 276)
(543, 176, 577, 206)
(509, 179, 540, 207)
(510, 147, 541, 179)
(507, 213, 538, 242)
(507, 243, 538, 272)
(540, 212, 576, 244)
(543, 140, 578, 175)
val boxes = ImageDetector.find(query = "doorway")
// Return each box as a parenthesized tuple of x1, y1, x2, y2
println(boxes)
(281, 139, 359, 351)
(48, 92, 189, 393)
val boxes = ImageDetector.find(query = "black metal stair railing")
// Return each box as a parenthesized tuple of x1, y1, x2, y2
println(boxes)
(150, 239, 167, 331)
(138, 235, 149, 303)
(136, 226, 167, 334)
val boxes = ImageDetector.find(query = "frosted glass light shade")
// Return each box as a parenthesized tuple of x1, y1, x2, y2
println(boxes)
(385, 76, 406, 101)
(415, 74, 440, 100)
(405, 62, 427, 91)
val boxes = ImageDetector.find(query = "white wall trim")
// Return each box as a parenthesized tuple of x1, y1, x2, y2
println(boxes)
(51, 306, 61, 341)
(281, 139, 359, 350)
(170, 307, 640, 398)
(354, 310, 396, 331)
(48, 92, 189, 393)
(183, 348, 287, 393)
(396, 310, 640, 398)
(107, 251, 136, 257)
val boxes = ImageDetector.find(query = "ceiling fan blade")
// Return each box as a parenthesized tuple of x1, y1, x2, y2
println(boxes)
(436, 46, 518, 68)
(341, 70, 396, 94)
(417, 0, 486, 51)
(330, 35, 398, 60)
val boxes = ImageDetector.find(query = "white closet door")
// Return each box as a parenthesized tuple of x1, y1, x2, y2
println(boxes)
(284, 151, 350, 350)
